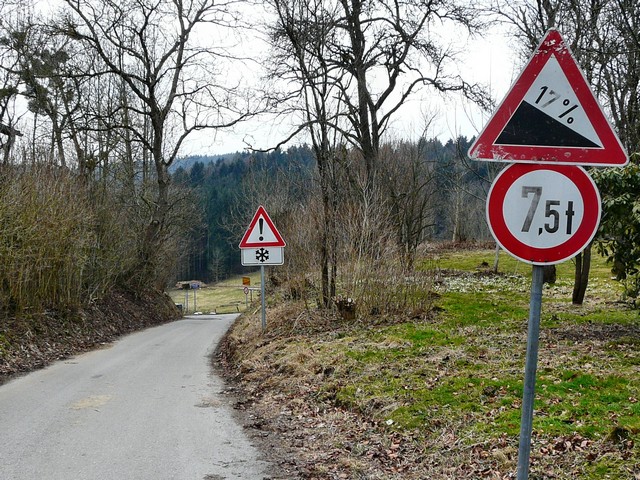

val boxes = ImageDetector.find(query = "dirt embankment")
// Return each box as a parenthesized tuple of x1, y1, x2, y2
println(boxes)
(215, 305, 422, 480)
(0, 289, 181, 384)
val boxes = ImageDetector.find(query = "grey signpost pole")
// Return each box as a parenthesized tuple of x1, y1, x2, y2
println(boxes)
(240, 206, 286, 332)
(193, 286, 197, 313)
(260, 265, 266, 331)
(517, 265, 545, 479)
(466, 28, 626, 480)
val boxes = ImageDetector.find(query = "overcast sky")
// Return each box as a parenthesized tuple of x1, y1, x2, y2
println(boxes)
(182, 23, 520, 156)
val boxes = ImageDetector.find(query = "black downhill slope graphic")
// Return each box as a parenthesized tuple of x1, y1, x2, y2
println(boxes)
(496, 101, 601, 148)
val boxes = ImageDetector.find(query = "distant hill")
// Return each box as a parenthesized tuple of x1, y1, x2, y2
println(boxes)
(169, 153, 239, 173)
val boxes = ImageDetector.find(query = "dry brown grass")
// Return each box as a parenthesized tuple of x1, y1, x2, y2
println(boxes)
(218, 250, 640, 479)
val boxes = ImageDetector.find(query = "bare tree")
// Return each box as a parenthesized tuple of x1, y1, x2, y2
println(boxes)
(594, 0, 640, 153)
(267, 0, 347, 306)
(440, 137, 496, 243)
(0, 1, 27, 164)
(0, 6, 126, 175)
(0, 39, 22, 164)
(59, 0, 258, 285)
(329, 0, 491, 192)
(267, 0, 492, 305)
(379, 139, 439, 269)
(269, 0, 493, 193)
(0, 65, 21, 164)
(5, 26, 86, 168)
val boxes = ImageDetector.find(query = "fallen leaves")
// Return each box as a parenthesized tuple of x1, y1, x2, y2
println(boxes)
(217, 256, 640, 479)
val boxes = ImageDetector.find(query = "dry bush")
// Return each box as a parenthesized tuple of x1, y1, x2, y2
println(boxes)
(0, 163, 185, 314)
(333, 185, 435, 318)
(270, 185, 436, 320)
(88, 165, 195, 294)
(354, 267, 435, 318)
(337, 253, 435, 320)
(83, 183, 140, 298)
(236, 147, 437, 319)
(0, 165, 95, 311)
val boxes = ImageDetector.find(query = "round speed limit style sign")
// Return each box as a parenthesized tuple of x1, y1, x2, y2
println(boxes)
(487, 163, 601, 265)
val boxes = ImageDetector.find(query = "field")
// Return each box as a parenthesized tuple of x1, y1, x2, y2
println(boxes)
(220, 247, 640, 479)
(167, 271, 262, 314)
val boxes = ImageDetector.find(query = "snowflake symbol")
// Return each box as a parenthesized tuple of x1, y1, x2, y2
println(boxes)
(255, 248, 270, 262)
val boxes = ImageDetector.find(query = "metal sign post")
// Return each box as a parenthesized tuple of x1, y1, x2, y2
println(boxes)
(470, 28, 627, 480)
(193, 286, 197, 313)
(239, 206, 286, 332)
(260, 266, 266, 331)
(486, 165, 600, 479)
(517, 265, 544, 479)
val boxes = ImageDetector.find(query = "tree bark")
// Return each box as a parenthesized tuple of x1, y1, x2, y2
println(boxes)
(572, 243, 592, 304)
(543, 265, 556, 284)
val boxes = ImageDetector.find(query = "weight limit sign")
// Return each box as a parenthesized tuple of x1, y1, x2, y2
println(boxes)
(487, 164, 601, 265)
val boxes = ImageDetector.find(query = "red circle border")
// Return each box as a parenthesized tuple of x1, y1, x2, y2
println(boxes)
(487, 164, 601, 265)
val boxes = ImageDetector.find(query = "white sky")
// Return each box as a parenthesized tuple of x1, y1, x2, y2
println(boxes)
(183, 24, 521, 156)
(19, 0, 520, 158)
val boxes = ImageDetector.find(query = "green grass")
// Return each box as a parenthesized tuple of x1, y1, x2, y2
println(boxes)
(167, 271, 262, 314)
(424, 248, 618, 285)
(440, 291, 529, 328)
(229, 247, 639, 478)
(535, 371, 640, 437)
(552, 308, 637, 325)
(318, 248, 640, 476)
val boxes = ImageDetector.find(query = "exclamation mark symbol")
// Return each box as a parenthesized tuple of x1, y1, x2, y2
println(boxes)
(258, 218, 264, 241)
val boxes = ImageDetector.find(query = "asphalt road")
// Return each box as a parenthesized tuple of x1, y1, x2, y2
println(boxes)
(0, 314, 272, 480)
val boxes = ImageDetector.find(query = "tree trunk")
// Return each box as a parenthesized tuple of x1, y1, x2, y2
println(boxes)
(452, 189, 463, 242)
(137, 119, 171, 290)
(572, 243, 592, 304)
(320, 225, 330, 307)
(543, 265, 556, 284)
(318, 146, 337, 308)
(53, 123, 66, 167)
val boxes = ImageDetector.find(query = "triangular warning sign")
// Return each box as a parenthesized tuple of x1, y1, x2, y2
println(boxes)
(239, 205, 286, 248)
(469, 29, 628, 166)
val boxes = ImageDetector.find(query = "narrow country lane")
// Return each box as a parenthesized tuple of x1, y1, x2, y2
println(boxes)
(0, 315, 271, 480)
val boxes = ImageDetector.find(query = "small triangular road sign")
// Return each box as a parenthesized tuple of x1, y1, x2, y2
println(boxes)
(469, 28, 628, 166)
(239, 205, 286, 248)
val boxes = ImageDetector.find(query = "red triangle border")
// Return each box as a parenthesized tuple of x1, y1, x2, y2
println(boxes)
(239, 205, 286, 248)
(468, 29, 628, 166)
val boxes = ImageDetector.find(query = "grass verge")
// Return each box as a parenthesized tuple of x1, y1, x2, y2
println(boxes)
(220, 248, 640, 479)
(167, 271, 262, 314)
